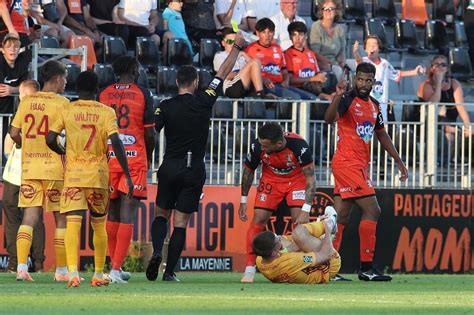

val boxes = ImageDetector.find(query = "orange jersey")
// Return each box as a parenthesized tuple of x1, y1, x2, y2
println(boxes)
(284, 46, 320, 87)
(49, 100, 118, 189)
(11, 92, 68, 180)
(98, 83, 154, 172)
(245, 41, 286, 84)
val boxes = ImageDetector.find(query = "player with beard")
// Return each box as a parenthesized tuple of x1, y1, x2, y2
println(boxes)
(324, 62, 408, 281)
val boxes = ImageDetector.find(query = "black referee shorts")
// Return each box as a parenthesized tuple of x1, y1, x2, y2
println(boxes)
(156, 159, 206, 213)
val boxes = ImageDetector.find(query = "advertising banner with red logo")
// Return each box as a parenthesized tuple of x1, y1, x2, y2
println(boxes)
(0, 184, 472, 273)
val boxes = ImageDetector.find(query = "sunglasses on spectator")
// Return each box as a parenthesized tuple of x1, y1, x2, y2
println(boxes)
(433, 63, 447, 68)
(322, 7, 336, 12)
(224, 38, 235, 44)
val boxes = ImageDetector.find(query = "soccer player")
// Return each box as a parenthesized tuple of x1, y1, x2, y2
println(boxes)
(253, 207, 340, 284)
(324, 62, 408, 281)
(46, 70, 134, 288)
(239, 122, 316, 283)
(98, 56, 155, 284)
(10, 60, 69, 282)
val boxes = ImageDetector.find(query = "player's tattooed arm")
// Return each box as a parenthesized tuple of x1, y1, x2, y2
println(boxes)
(241, 166, 255, 197)
(303, 165, 316, 205)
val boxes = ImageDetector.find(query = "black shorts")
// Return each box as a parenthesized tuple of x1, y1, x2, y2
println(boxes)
(156, 159, 206, 213)
(224, 75, 247, 98)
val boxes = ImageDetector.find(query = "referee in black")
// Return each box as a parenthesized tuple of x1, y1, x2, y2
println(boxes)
(146, 32, 246, 281)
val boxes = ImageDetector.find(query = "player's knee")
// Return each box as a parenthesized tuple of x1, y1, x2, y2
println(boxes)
(292, 224, 308, 242)
(337, 211, 351, 225)
(155, 207, 171, 220)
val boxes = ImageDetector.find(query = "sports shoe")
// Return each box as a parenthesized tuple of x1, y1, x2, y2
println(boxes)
(120, 269, 131, 281)
(358, 269, 392, 282)
(109, 270, 128, 284)
(146, 252, 162, 281)
(331, 274, 352, 282)
(53, 272, 70, 282)
(67, 276, 81, 288)
(16, 270, 34, 281)
(162, 272, 180, 282)
(91, 276, 110, 287)
(324, 206, 338, 235)
(240, 266, 256, 283)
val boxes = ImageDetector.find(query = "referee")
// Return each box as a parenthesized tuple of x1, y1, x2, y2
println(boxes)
(146, 32, 246, 281)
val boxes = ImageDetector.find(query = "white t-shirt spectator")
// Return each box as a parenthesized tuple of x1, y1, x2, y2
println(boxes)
(215, 0, 247, 29)
(362, 56, 401, 122)
(245, 0, 280, 21)
(270, 10, 305, 51)
(118, 0, 157, 26)
(213, 50, 247, 73)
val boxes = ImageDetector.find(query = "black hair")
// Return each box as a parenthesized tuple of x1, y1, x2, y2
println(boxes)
(112, 55, 140, 77)
(76, 71, 99, 94)
(40, 60, 66, 83)
(220, 27, 236, 41)
(252, 231, 277, 259)
(258, 122, 284, 143)
(177, 65, 198, 88)
(255, 18, 275, 32)
(356, 62, 376, 76)
(287, 21, 307, 36)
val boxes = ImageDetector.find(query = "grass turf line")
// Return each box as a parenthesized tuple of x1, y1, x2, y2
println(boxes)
(0, 273, 472, 314)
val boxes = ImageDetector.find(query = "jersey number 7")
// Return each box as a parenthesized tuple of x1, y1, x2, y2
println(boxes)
(81, 124, 97, 150)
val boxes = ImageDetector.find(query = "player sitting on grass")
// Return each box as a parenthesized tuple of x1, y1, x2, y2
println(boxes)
(252, 206, 341, 284)
(46, 71, 133, 288)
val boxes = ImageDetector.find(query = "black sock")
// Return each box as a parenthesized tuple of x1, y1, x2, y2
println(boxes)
(255, 90, 264, 97)
(360, 261, 373, 272)
(164, 227, 186, 274)
(151, 216, 168, 254)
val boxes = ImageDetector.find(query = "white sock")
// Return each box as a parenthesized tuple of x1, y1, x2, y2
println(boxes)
(69, 271, 79, 278)
(17, 263, 28, 272)
(244, 266, 256, 274)
(56, 266, 68, 275)
(94, 272, 103, 279)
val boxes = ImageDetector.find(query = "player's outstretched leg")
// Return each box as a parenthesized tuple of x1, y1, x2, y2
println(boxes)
(90, 215, 110, 287)
(241, 222, 266, 283)
(146, 209, 169, 281)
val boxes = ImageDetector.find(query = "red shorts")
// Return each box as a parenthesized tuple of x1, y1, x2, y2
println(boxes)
(333, 165, 375, 199)
(109, 170, 147, 199)
(254, 177, 306, 211)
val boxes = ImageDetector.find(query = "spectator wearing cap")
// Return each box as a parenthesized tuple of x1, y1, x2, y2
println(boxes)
(270, 0, 305, 51)
(244, 0, 280, 32)
(63, 0, 101, 45)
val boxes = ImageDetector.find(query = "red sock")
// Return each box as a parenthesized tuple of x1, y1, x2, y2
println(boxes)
(112, 223, 134, 270)
(332, 223, 345, 251)
(359, 220, 377, 263)
(245, 222, 266, 266)
(106, 221, 120, 265)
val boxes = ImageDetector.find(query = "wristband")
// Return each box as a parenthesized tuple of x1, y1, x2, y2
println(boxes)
(233, 43, 243, 51)
(240, 196, 248, 203)
(301, 203, 312, 213)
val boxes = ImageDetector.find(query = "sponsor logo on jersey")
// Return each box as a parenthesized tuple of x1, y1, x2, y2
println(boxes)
(292, 190, 305, 200)
(87, 192, 104, 206)
(119, 134, 136, 145)
(339, 187, 352, 192)
(356, 121, 374, 143)
(262, 64, 281, 75)
(209, 78, 221, 90)
(298, 68, 316, 78)
(20, 184, 36, 199)
(114, 85, 131, 90)
(45, 189, 61, 202)
(259, 194, 266, 201)
(303, 255, 313, 263)
(63, 188, 82, 201)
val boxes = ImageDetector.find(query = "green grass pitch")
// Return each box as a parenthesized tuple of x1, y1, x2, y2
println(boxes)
(0, 273, 472, 314)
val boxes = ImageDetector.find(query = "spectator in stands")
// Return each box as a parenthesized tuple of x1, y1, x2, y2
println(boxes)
(245, 0, 280, 32)
(285, 21, 334, 101)
(63, 0, 101, 45)
(0, 0, 40, 48)
(465, 0, 474, 68)
(163, 0, 193, 56)
(215, 0, 249, 31)
(87, 0, 129, 45)
(270, 0, 305, 51)
(213, 27, 269, 98)
(418, 55, 472, 162)
(30, 0, 75, 47)
(309, 0, 346, 80)
(353, 35, 425, 122)
(245, 18, 316, 100)
(181, 0, 218, 48)
(3, 79, 45, 273)
(118, 0, 170, 49)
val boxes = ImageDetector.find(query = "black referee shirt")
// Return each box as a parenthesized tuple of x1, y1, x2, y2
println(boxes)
(155, 77, 223, 161)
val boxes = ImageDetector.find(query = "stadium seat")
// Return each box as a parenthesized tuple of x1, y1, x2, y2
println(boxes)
(310, 0, 319, 21)
(276, 102, 291, 119)
(424, 20, 449, 55)
(364, 18, 405, 53)
(167, 38, 193, 66)
(449, 48, 472, 81)
(454, 21, 468, 48)
(69, 35, 97, 70)
(432, 0, 456, 25)
(342, 0, 366, 24)
(156, 66, 178, 95)
(137, 66, 149, 89)
(40, 35, 59, 48)
(401, 0, 428, 27)
(102, 36, 127, 64)
(322, 71, 338, 94)
(213, 100, 233, 118)
(93, 63, 117, 88)
(395, 20, 428, 54)
(372, 0, 397, 25)
(196, 67, 213, 90)
(136, 36, 160, 69)
(244, 101, 266, 119)
(64, 63, 81, 93)
(310, 102, 328, 121)
(199, 38, 221, 69)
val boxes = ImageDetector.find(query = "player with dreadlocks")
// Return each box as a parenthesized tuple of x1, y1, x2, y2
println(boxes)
(98, 56, 155, 283)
